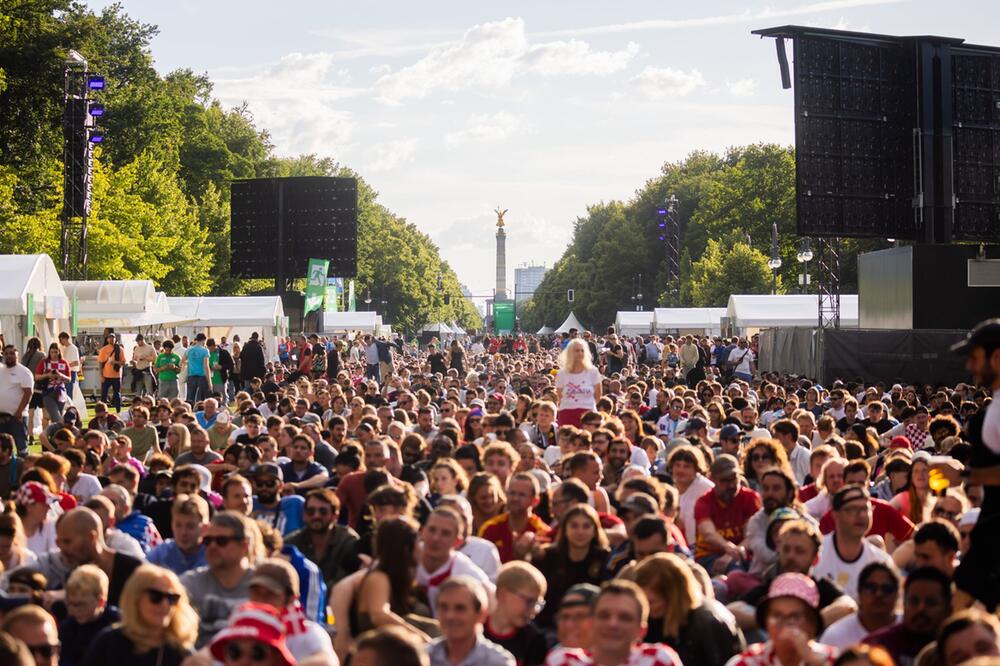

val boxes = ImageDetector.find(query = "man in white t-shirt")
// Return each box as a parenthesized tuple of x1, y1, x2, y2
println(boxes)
(58, 332, 81, 401)
(417, 507, 495, 612)
(813, 485, 893, 601)
(727, 339, 755, 382)
(0, 344, 34, 456)
(820, 561, 901, 650)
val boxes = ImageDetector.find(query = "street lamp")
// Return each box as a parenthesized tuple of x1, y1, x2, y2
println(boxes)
(768, 222, 782, 294)
(364, 288, 372, 310)
(796, 238, 813, 294)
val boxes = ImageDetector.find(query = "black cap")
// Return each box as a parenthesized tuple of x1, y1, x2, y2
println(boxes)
(951, 319, 1000, 355)
(252, 462, 283, 482)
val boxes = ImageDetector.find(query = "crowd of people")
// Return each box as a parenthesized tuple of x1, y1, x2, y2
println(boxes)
(0, 318, 996, 666)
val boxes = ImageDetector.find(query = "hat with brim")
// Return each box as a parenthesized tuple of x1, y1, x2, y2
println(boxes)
(209, 602, 296, 666)
(951, 319, 1000, 355)
(754, 572, 824, 635)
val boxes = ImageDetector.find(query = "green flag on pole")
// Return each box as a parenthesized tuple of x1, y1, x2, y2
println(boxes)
(325, 286, 339, 313)
(304, 258, 329, 317)
(348, 280, 356, 312)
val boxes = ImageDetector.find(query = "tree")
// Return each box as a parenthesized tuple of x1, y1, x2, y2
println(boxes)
(688, 235, 780, 306)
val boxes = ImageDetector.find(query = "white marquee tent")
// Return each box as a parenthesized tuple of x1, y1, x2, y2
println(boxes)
(554, 312, 584, 334)
(614, 311, 654, 336)
(653, 308, 726, 335)
(726, 294, 859, 330)
(63, 280, 195, 331)
(0, 254, 69, 352)
(323, 311, 382, 334)
(423, 322, 454, 336)
(536, 326, 555, 335)
(170, 296, 286, 358)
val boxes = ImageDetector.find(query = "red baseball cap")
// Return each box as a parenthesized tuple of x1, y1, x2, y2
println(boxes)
(209, 602, 295, 666)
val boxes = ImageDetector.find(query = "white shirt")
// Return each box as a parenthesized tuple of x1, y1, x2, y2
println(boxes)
(787, 444, 811, 486)
(417, 551, 495, 613)
(555, 367, 602, 411)
(678, 474, 715, 546)
(0, 363, 34, 415)
(70, 474, 103, 502)
(820, 611, 901, 650)
(727, 347, 754, 374)
(459, 537, 502, 582)
(26, 521, 57, 555)
(60, 343, 81, 371)
(813, 533, 893, 601)
(804, 492, 831, 520)
(656, 415, 687, 439)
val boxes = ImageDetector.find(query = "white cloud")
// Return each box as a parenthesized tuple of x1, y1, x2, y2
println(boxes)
(728, 78, 759, 97)
(375, 17, 640, 103)
(631, 66, 707, 100)
(446, 112, 522, 145)
(364, 138, 419, 172)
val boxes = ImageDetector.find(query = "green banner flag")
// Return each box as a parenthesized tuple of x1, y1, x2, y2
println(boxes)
(325, 286, 339, 313)
(348, 280, 356, 312)
(494, 300, 515, 333)
(304, 258, 329, 317)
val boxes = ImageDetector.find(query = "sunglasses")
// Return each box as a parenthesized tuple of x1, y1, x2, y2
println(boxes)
(146, 589, 181, 606)
(202, 535, 243, 547)
(750, 453, 774, 463)
(27, 644, 60, 659)
(225, 643, 270, 663)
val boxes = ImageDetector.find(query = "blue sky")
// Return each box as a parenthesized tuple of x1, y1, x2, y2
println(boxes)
(91, 0, 1000, 295)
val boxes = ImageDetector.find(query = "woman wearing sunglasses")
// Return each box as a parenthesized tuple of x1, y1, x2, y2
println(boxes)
(80, 564, 197, 666)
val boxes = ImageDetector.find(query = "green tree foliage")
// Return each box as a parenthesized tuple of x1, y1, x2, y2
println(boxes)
(526, 143, 871, 329)
(689, 235, 779, 306)
(0, 2, 476, 333)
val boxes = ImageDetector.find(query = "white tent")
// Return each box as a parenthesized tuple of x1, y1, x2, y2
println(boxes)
(653, 307, 726, 335)
(423, 322, 454, 336)
(449, 322, 467, 336)
(323, 311, 381, 334)
(615, 311, 654, 336)
(554, 312, 584, 334)
(537, 325, 555, 335)
(170, 296, 286, 359)
(726, 294, 859, 330)
(63, 280, 195, 331)
(0, 254, 69, 351)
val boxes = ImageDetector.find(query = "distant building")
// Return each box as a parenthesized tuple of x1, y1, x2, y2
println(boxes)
(514, 264, 547, 303)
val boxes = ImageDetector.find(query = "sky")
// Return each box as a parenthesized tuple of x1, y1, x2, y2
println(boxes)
(90, 0, 1000, 297)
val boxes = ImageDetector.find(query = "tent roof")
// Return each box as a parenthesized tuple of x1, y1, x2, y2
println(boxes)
(653, 307, 726, 329)
(537, 326, 555, 335)
(615, 311, 654, 327)
(449, 322, 467, 335)
(0, 255, 67, 315)
(323, 311, 380, 332)
(75, 311, 197, 330)
(63, 280, 156, 309)
(726, 294, 858, 328)
(423, 322, 454, 334)
(167, 296, 284, 326)
(554, 312, 584, 334)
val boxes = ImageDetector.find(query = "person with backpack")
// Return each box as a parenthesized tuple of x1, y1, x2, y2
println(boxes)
(97, 333, 125, 413)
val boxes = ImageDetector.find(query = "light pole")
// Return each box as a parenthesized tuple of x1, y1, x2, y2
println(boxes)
(767, 222, 782, 294)
(796, 238, 813, 294)
(635, 272, 643, 311)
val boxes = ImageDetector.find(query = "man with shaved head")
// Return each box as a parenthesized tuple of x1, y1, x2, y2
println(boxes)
(55, 507, 143, 606)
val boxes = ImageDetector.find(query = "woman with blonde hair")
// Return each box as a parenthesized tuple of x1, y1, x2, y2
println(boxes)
(555, 338, 602, 428)
(164, 424, 190, 459)
(632, 552, 745, 665)
(80, 564, 197, 666)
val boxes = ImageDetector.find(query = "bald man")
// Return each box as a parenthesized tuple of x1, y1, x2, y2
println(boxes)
(55, 507, 143, 606)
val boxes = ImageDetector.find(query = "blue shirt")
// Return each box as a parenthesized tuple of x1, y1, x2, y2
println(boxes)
(280, 460, 326, 483)
(195, 410, 218, 429)
(147, 539, 207, 575)
(116, 512, 158, 554)
(252, 495, 305, 536)
(186, 344, 209, 377)
(282, 544, 327, 624)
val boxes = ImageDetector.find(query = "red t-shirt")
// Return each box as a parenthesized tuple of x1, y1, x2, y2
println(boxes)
(479, 512, 553, 563)
(335, 470, 369, 528)
(818, 497, 914, 541)
(693, 486, 761, 558)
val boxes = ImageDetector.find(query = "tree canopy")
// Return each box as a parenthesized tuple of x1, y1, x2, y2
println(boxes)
(519, 144, 883, 332)
(0, 1, 479, 333)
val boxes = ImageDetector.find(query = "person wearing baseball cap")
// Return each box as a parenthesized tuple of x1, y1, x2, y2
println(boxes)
(728, 573, 836, 666)
(18, 481, 58, 554)
(249, 462, 305, 536)
(247, 558, 336, 663)
(692, 454, 761, 572)
(715, 423, 743, 458)
(209, 602, 297, 666)
(936, 318, 1000, 611)
(813, 485, 894, 601)
(555, 583, 599, 650)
